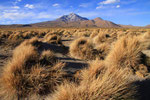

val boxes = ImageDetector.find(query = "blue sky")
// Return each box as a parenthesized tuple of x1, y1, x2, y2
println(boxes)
(0, 0, 150, 26)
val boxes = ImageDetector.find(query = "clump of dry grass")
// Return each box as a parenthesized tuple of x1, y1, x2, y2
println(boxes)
(22, 31, 33, 39)
(116, 31, 127, 39)
(89, 30, 99, 38)
(44, 34, 62, 45)
(75, 60, 107, 83)
(105, 36, 148, 74)
(0, 41, 66, 99)
(39, 50, 57, 66)
(142, 31, 150, 40)
(6, 32, 25, 46)
(8, 32, 24, 40)
(93, 32, 110, 44)
(28, 63, 65, 95)
(69, 37, 97, 60)
(136, 64, 149, 77)
(74, 31, 91, 37)
(21, 37, 40, 46)
(0, 62, 65, 100)
(49, 67, 136, 100)
(95, 43, 111, 60)
(0, 31, 11, 39)
(0, 44, 39, 99)
(13, 43, 38, 59)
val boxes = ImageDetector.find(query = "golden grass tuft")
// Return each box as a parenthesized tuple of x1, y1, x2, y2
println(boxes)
(13, 43, 38, 59)
(1, 28, 150, 100)
(0, 62, 65, 100)
(76, 60, 107, 83)
(39, 50, 57, 66)
(135, 64, 149, 77)
(93, 32, 110, 45)
(89, 30, 99, 38)
(44, 34, 62, 44)
(50, 67, 136, 100)
(0, 41, 66, 99)
(142, 31, 150, 39)
(105, 36, 145, 73)
(95, 42, 111, 60)
(69, 37, 96, 60)
(8, 32, 23, 41)
(21, 37, 40, 46)
(27, 63, 66, 95)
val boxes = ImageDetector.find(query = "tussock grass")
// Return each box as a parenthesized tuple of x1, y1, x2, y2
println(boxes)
(1, 28, 150, 100)
(95, 43, 111, 60)
(0, 44, 38, 99)
(69, 37, 97, 60)
(74, 31, 91, 37)
(44, 34, 62, 45)
(8, 32, 23, 40)
(22, 31, 37, 39)
(21, 37, 40, 46)
(0, 40, 66, 99)
(50, 67, 136, 100)
(89, 30, 99, 38)
(0, 62, 65, 100)
(142, 31, 150, 40)
(93, 32, 110, 44)
(105, 36, 145, 73)
(39, 50, 57, 66)
(136, 64, 149, 77)
(77, 60, 106, 83)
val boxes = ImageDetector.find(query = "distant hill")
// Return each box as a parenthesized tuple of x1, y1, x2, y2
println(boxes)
(119, 24, 141, 28)
(31, 13, 121, 28)
(0, 13, 149, 28)
(145, 25, 150, 28)
(91, 17, 120, 27)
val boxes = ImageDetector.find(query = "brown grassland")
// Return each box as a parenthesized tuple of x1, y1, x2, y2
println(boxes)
(0, 27, 150, 100)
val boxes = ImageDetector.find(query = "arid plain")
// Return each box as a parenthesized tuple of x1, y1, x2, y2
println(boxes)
(0, 27, 150, 100)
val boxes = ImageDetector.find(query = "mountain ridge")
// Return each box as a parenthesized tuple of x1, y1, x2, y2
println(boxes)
(0, 13, 149, 28)
(145, 25, 150, 28)
(31, 13, 121, 28)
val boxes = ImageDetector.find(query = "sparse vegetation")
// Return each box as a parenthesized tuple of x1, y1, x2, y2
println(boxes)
(0, 28, 150, 100)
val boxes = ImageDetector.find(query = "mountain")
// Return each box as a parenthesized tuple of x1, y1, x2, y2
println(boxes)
(119, 24, 141, 28)
(145, 25, 150, 28)
(55, 13, 88, 22)
(0, 13, 145, 28)
(91, 17, 120, 27)
(31, 13, 121, 28)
